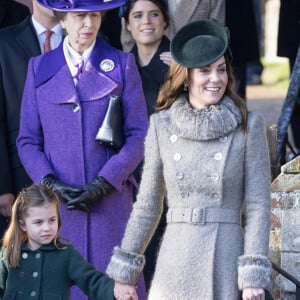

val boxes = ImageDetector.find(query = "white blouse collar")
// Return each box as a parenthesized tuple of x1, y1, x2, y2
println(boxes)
(63, 35, 95, 80)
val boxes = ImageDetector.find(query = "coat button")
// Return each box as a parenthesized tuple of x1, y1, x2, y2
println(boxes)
(219, 136, 227, 143)
(214, 153, 222, 160)
(73, 104, 80, 112)
(170, 134, 178, 143)
(32, 272, 38, 278)
(211, 192, 219, 199)
(22, 252, 28, 259)
(30, 291, 37, 297)
(19, 271, 25, 278)
(35, 253, 41, 259)
(176, 172, 184, 180)
(173, 153, 181, 161)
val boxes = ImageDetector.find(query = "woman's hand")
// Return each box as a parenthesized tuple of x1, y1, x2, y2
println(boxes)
(114, 282, 138, 300)
(160, 51, 172, 66)
(0, 193, 14, 217)
(67, 176, 113, 211)
(41, 174, 90, 212)
(242, 287, 265, 300)
(41, 174, 82, 203)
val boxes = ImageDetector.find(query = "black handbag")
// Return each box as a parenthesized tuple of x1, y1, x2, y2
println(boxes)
(95, 95, 125, 150)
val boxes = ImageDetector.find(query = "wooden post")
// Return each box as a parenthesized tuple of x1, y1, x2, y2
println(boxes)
(266, 124, 280, 180)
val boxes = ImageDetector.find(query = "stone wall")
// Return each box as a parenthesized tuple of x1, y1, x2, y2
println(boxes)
(270, 156, 300, 299)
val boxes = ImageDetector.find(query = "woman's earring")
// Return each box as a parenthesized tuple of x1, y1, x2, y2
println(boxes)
(183, 83, 188, 91)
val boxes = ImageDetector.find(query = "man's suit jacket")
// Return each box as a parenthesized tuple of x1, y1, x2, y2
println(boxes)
(0, 0, 30, 29)
(0, 16, 40, 195)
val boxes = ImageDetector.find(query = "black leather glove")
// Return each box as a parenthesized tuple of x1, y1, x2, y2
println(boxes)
(41, 174, 90, 212)
(67, 176, 113, 210)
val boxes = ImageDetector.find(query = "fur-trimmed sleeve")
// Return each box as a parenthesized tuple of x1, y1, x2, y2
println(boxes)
(239, 112, 272, 290)
(238, 254, 272, 290)
(106, 247, 145, 285)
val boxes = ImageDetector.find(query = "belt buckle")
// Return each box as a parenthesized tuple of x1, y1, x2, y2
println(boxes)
(191, 208, 206, 225)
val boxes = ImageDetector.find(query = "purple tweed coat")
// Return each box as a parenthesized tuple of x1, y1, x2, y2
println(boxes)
(17, 38, 148, 299)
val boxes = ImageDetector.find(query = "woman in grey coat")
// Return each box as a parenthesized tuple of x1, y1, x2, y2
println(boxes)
(106, 19, 272, 300)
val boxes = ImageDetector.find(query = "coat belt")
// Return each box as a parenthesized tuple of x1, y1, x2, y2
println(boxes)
(166, 207, 241, 225)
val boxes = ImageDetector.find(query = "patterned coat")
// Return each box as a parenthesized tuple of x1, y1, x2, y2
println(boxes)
(17, 37, 148, 299)
(107, 96, 272, 300)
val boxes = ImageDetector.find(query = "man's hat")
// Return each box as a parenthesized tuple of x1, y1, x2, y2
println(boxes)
(37, 0, 125, 12)
(171, 19, 230, 68)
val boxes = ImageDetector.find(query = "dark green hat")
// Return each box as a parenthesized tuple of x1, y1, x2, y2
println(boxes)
(171, 19, 230, 68)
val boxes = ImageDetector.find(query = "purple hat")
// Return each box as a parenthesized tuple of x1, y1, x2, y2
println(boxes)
(37, 0, 125, 12)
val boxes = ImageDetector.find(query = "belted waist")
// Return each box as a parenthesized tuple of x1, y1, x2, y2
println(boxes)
(167, 207, 241, 225)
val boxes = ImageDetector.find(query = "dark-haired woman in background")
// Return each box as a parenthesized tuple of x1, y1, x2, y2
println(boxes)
(121, 0, 225, 52)
(122, 0, 171, 116)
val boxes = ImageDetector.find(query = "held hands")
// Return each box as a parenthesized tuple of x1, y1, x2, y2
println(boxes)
(67, 176, 113, 211)
(41, 174, 89, 212)
(41, 175, 113, 212)
(114, 282, 138, 300)
(242, 288, 265, 300)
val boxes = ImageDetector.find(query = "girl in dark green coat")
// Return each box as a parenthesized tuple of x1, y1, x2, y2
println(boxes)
(0, 184, 137, 300)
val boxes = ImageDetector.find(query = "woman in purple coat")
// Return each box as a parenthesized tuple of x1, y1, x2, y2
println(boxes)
(16, 0, 148, 299)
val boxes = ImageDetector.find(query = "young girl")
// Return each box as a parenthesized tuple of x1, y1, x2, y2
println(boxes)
(0, 184, 137, 300)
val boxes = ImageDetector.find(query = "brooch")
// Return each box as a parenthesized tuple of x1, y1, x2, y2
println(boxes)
(100, 59, 115, 72)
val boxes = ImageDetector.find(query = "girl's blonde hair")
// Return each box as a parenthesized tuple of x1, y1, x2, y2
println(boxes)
(2, 184, 64, 268)
(156, 52, 248, 132)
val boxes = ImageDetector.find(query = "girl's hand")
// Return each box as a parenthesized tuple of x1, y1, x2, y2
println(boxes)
(242, 287, 265, 300)
(159, 51, 172, 66)
(114, 282, 138, 300)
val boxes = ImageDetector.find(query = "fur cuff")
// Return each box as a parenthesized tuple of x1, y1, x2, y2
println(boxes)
(106, 247, 145, 285)
(238, 255, 272, 290)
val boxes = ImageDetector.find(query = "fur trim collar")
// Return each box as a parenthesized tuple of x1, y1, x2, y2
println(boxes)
(159, 95, 242, 141)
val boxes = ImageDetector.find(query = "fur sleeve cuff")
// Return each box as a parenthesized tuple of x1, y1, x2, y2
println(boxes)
(106, 247, 145, 285)
(238, 255, 272, 290)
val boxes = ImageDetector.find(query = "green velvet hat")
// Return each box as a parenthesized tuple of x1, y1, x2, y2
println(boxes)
(171, 19, 230, 68)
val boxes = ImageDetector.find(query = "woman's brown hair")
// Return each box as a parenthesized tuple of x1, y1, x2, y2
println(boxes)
(156, 52, 248, 131)
(2, 184, 64, 268)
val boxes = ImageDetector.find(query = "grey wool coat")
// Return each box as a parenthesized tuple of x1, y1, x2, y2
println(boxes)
(106, 96, 272, 299)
